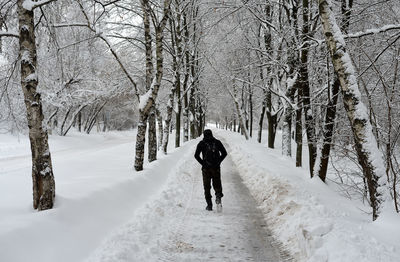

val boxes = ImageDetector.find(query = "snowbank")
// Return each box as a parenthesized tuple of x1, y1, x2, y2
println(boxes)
(214, 128, 400, 262)
(86, 138, 200, 262)
(0, 131, 196, 262)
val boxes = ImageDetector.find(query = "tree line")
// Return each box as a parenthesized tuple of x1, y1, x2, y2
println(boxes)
(1, 0, 399, 221)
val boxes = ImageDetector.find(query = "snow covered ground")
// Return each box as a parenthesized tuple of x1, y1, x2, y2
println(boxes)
(214, 129, 400, 262)
(86, 137, 286, 262)
(0, 131, 191, 262)
(1, 128, 399, 262)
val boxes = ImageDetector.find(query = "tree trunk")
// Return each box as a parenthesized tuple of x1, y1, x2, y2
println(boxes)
(175, 84, 181, 148)
(249, 86, 253, 138)
(301, 0, 317, 177)
(182, 11, 190, 143)
(318, 0, 386, 220)
(174, 1, 183, 148)
(163, 90, 174, 154)
(317, 77, 340, 181)
(60, 107, 72, 136)
(266, 80, 276, 148)
(134, 0, 172, 171)
(86, 102, 107, 134)
(18, 0, 55, 210)
(156, 108, 163, 151)
(232, 85, 249, 140)
(134, 114, 147, 171)
(257, 106, 265, 143)
(78, 111, 82, 132)
(63, 105, 87, 136)
(317, 0, 353, 181)
(148, 105, 157, 162)
(282, 105, 293, 157)
(295, 90, 303, 167)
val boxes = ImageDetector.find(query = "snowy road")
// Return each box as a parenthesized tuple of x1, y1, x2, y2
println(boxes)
(160, 149, 286, 262)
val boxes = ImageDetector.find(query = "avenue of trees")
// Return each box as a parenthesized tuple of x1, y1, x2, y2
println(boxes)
(1, 0, 399, 220)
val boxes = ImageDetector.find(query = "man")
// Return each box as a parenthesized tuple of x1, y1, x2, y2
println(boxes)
(194, 129, 228, 211)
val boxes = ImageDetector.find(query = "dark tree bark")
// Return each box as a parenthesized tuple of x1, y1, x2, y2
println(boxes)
(174, 0, 183, 148)
(300, 0, 317, 177)
(295, 88, 303, 167)
(60, 107, 71, 136)
(78, 111, 82, 132)
(317, 0, 352, 181)
(182, 11, 190, 143)
(86, 102, 107, 134)
(148, 105, 157, 162)
(18, 0, 55, 210)
(257, 101, 266, 143)
(135, 0, 172, 171)
(249, 85, 253, 138)
(317, 77, 339, 181)
(63, 105, 87, 136)
(156, 108, 163, 151)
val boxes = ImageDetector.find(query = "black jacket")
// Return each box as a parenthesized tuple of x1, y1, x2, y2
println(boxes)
(194, 135, 227, 168)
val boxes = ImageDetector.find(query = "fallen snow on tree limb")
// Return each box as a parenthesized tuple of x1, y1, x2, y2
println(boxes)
(347, 24, 400, 38)
(139, 89, 152, 111)
(22, 0, 55, 11)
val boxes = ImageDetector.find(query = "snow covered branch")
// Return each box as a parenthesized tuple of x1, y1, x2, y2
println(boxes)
(22, 0, 57, 11)
(52, 23, 88, 28)
(312, 24, 400, 44)
(346, 24, 400, 39)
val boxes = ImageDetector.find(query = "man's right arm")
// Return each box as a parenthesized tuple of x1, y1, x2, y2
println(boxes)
(194, 142, 203, 166)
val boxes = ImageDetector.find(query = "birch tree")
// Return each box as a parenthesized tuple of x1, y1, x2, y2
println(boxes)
(18, 0, 56, 210)
(135, 0, 172, 171)
(318, 0, 386, 220)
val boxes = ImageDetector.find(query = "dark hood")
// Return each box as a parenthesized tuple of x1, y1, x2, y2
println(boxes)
(203, 129, 214, 141)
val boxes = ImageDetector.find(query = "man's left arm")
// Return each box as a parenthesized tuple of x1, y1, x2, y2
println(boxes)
(218, 141, 228, 163)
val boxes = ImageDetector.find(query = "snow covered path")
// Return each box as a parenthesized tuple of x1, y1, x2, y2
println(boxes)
(87, 137, 288, 262)
(159, 146, 285, 261)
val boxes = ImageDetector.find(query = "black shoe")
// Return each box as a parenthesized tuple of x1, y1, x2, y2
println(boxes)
(205, 205, 213, 211)
(215, 197, 221, 205)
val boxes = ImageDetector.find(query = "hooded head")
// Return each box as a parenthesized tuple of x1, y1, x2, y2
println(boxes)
(203, 129, 214, 141)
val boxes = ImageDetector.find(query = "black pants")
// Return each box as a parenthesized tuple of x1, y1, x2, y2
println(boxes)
(202, 167, 223, 205)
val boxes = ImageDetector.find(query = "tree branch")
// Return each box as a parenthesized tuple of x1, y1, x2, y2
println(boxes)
(0, 30, 19, 38)
(22, 0, 57, 11)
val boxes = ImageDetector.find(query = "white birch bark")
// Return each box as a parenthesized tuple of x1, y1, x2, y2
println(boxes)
(318, 0, 386, 220)
(18, 0, 55, 210)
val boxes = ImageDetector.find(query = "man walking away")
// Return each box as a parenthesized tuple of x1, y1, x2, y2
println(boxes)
(194, 129, 228, 211)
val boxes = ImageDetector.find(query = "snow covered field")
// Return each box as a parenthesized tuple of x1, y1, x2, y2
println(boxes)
(1, 129, 400, 262)
(0, 131, 191, 262)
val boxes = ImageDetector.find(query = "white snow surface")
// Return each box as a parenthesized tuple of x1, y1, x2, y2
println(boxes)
(0, 131, 188, 262)
(1, 128, 399, 261)
(215, 129, 400, 262)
